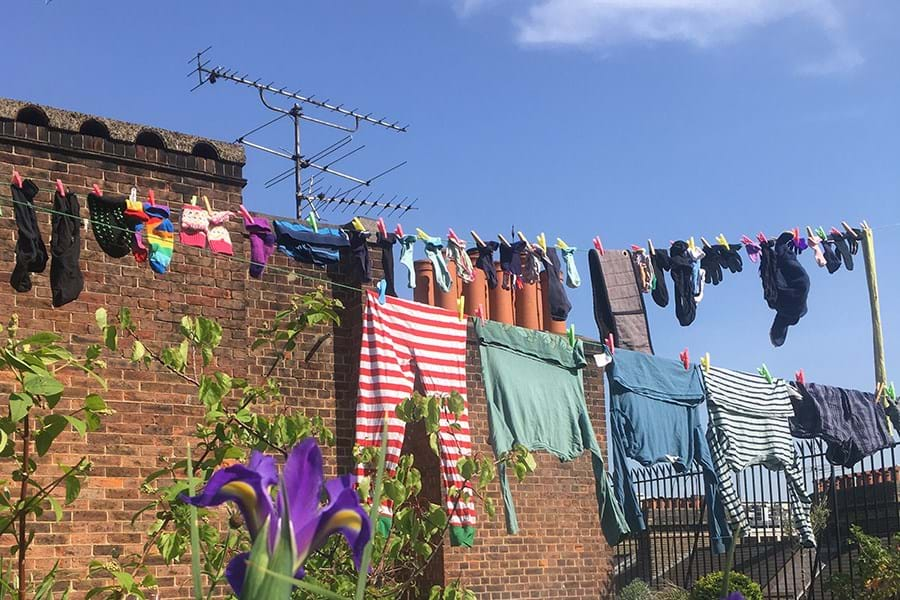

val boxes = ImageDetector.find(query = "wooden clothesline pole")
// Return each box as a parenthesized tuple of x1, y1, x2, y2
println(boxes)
(860, 223, 892, 434)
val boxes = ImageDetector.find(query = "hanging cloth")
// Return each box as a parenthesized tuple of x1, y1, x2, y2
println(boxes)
(87, 192, 131, 259)
(9, 180, 48, 292)
(760, 232, 810, 347)
(588, 248, 653, 353)
(49, 190, 84, 307)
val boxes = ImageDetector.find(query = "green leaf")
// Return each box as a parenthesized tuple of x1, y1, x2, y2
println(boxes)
(35, 415, 68, 456)
(63, 416, 87, 437)
(425, 397, 441, 434)
(186, 445, 203, 600)
(64, 474, 81, 504)
(103, 326, 117, 351)
(458, 457, 475, 481)
(9, 392, 33, 422)
(23, 372, 64, 397)
(112, 571, 135, 591)
(47, 496, 63, 522)
(94, 308, 108, 330)
(523, 451, 537, 473)
(84, 394, 107, 413)
(130, 340, 146, 362)
(20, 332, 60, 346)
(117, 306, 133, 329)
(0, 429, 7, 454)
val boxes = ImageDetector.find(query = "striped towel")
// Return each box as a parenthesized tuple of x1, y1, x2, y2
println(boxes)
(703, 366, 816, 547)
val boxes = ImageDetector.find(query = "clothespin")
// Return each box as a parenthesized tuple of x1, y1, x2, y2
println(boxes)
(470, 230, 486, 248)
(688, 237, 696, 251)
(352, 217, 366, 233)
(757, 232, 768, 244)
(795, 369, 805, 385)
(567, 324, 576, 347)
(830, 226, 842, 236)
(840, 221, 858, 239)
(475, 304, 485, 319)
(700, 237, 712, 249)
(55, 179, 66, 196)
(91, 183, 102, 197)
(376, 218, 387, 238)
(202, 195, 213, 213)
(715, 233, 729, 247)
(129, 187, 138, 203)
(700, 353, 710, 374)
(306, 211, 318, 233)
(792, 227, 801, 244)
(679, 349, 690, 370)
(758, 364, 773, 384)
(190, 194, 198, 206)
(647, 239, 655, 255)
(630, 244, 644, 253)
(238, 205, 253, 222)
(605, 333, 615, 356)
(395, 223, 404, 237)
(416, 227, 431, 241)
(815, 226, 827, 240)
(497, 234, 511, 248)
(11, 170, 23, 188)
(457, 296, 465, 322)
(805, 226, 814, 239)
(147, 189, 155, 206)
(448, 228, 462, 245)
(376, 279, 387, 305)
(886, 382, 896, 401)
(536, 233, 547, 253)
(556, 237, 570, 250)
(516, 231, 533, 251)
(592, 236, 605, 255)
(740, 235, 755, 246)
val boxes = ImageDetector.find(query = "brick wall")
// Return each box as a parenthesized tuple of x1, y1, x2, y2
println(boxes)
(0, 103, 614, 599)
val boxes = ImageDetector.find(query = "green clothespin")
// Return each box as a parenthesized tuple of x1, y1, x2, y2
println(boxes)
(815, 226, 827, 240)
(567, 324, 576, 347)
(886, 382, 896, 402)
(306, 212, 318, 233)
(758, 364, 773, 384)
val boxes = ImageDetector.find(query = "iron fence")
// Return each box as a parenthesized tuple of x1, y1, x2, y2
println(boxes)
(612, 440, 900, 599)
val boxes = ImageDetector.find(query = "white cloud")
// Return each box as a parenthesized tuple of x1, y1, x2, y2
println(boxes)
(457, 0, 862, 74)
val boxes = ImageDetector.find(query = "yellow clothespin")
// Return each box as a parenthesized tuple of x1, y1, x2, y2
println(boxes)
(688, 237, 696, 251)
(700, 353, 710, 374)
(536, 233, 547, 253)
(352, 217, 366, 232)
(203, 195, 213, 213)
(715, 233, 729, 247)
(190, 195, 198, 206)
(457, 296, 466, 321)
(556, 238, 570, 250)
(416, 227, 431, 241)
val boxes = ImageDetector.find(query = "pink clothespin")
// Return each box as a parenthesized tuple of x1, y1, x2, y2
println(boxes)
(55, 179, 66, 196)
(448, 228, 462, 245)
(395, 224, 404, 237)
(679, 349, 690, 370)
(11, 170, 23, 189)
(795, 369, 805, 385)
(475, 304, 485, 319)
(630, 244, 643, 252)
(377, 218, 387, 238)
(605, 333, 615, 356)
(147, 189, 156, 206)
(793, 227, 801, 243)
(91, 183, 103, 196)
(830, 226, 842, 236)
(593, 236, 605, 255)
(757, 232, 768, 244)
(740, 235, 755, 246)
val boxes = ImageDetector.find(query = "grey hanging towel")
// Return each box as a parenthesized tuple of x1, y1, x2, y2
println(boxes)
(588, 248, 653, 354)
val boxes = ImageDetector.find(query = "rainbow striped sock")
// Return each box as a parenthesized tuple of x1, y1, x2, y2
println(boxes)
(145, 204, 174, 274)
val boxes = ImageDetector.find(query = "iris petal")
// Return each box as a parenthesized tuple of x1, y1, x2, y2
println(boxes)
(225, 552, 249, 596)
(310, 481, 371, 569)
(280, 438, 325, 561)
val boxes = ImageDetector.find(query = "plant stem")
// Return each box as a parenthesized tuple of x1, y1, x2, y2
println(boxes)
(17, 415, 29, 600)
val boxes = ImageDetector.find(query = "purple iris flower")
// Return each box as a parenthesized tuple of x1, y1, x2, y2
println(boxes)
(183, 438, 371, 597)
(725, 592, 746, 600)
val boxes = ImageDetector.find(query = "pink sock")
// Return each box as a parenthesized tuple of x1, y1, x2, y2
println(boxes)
(207, 211, 234, 255)
(180, 204, 209, 249)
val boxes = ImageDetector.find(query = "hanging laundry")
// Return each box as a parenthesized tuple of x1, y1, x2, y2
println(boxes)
(239, 206, 276, 279)
(87, 192, 131, 259)
(207, 210, 234, 256)
(446, 235, 475, 283)
(789, 382, 893, 468)
(821, 236, 842, 273)
(632, 250, 653, 293)
(669, 241, 697, 327)
(559, 246, 581, 288)
(807, 234, 827, 268)
(354, 291, 475, 547)
(473, 240, 499, 290)
(608, 349, 731, 554)
(145, 204, 175, 275)
(421, 235, 452, 293)
(703, 366, 816, 547)
(760, 232, 810, 347)
(347, 230, 372, 283)
(397, 234, 417, 289)
(829, 232, 853, 271)
(687, 244, 705, 300)
(521, 245, 542, 285)
(9, 180, 48, 292)
(124, 199, 149, 263)
(543, 247, 571, 321)
(375, 231, 397, 296)
(700, 244, 744, 286)
(499, 240, 526, 290)
(588, 248, 654, 353)
(743, 238, 762, 264)
(274, 220, 350, 266)
(474, 319, 630, 545)
(49, 190, 84, 307)
(650, 249, 670, 308)
(180, 203, 209, 249)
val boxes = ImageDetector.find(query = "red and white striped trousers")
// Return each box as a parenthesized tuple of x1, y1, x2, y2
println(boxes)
(355, 290, 476, 535)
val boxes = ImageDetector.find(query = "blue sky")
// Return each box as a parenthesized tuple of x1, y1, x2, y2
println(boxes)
(4, 0, 898, 391)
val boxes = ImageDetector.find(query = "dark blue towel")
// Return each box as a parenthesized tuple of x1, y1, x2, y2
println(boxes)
(274, 220, 349, 266)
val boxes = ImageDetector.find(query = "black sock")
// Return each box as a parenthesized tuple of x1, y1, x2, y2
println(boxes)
(348, 230, 371, 283)
(545, 248, 571, 321)
(10, 180, 48, 293)
(375, 232, 397, 297)
(830, 233, 853, 271)
(475, 241, 499, 289)
(50, 191, 84, 307)
(669, 241, 697, 326)
(87, 193, 131, 258)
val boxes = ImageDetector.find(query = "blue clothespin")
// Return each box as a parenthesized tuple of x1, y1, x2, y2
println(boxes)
(376, 279, 387, 305)
(567, 324, 576, 347)
(758, 364, 773, 384)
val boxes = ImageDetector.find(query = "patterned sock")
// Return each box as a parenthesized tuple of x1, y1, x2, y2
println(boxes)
(180, 204, 209, 249)
(124, 199, 150, 263)
(207, 210, 234, 256)
(560, 247, 581, 288)
(423, 236, 452, 292)
(446, 237, 475, 283)
(145, 204, 175, 274)
(398, 234, 417, 288)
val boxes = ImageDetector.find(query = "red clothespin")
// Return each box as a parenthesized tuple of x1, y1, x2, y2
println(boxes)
(55, 179, 66, 196)
(395, 223, 404, 237)
(830, 226, 842, 236)
(147, 189, 156, 206)
(593, 236, 605, 255)
(679, 349, 690, 370)
(795, 369, 805, 385)
(11, 170, 23, 188)
(91, 183, 102, 196)
(740, 235, 755, 246)
(757, 232, 768, 244)
(605, 333, 615, 356)
(376, 218, 387, 238)
(630, 244, 643, 252)
(792, 227, 801, 244)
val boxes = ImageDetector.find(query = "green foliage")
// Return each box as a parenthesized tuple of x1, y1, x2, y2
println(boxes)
(617, 580, 653, 600)
(0, 314, 110, 597)
(654, 583, 690, 600)
(828, 525, 900, 600)
(690, 572, 762, 600)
